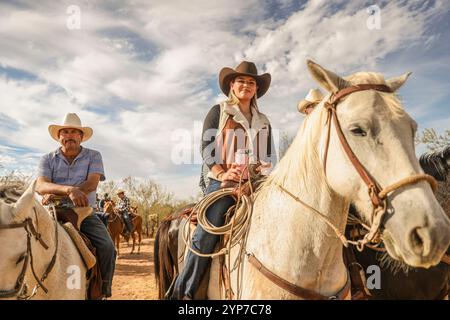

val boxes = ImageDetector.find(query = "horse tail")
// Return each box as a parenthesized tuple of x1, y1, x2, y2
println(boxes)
(154, 214, 176, 299)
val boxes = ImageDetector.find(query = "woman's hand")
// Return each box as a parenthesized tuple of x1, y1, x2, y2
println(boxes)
(255, 160, 272, 175)
(222, 164, 243, 182)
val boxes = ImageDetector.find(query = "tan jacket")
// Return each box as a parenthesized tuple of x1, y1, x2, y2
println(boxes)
(207, 102, 271, 180)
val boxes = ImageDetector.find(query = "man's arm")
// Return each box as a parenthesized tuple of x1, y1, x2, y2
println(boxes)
(77, 173, 101, 194)
(36, 176, 74, 196)
(35, 176, 91, 207)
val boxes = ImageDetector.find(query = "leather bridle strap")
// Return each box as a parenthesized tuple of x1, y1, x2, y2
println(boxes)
(324, 84, 392, 207)
(247, 252, 350, 300)
(323, 84, 437, 208)
(0, 207, 59, 299)
(0, 221, 30, 298)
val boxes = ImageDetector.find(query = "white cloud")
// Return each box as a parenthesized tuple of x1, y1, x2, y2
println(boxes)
(1, 0, 449, 198)
(0, 155, 17, 166)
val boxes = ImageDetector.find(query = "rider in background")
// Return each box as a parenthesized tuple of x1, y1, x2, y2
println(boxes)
(116, 190, 133, 236)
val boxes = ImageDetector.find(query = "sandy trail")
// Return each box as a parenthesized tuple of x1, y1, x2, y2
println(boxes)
(110, 237, 158, 300)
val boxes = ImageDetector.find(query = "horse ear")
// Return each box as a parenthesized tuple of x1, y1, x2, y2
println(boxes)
(306, 59, 348, 93)
(386, 72, 411, 92)
(13, 180, 36, 222)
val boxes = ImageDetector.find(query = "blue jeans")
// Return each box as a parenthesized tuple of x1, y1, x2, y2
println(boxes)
(95, 212, 109, 227)
(80, 214, 117, 298)
(171, 179, 235, 299)
(121, 211, 133, 233)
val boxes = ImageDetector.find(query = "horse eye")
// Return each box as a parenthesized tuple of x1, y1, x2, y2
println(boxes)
(350, 127, 366, 136)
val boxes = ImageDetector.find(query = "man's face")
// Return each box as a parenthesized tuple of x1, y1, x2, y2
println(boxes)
(58, 128, 83, 150)
(118, 193, 124, 199)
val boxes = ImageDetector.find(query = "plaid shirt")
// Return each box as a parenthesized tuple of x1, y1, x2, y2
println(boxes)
(117, 196, 130, 213)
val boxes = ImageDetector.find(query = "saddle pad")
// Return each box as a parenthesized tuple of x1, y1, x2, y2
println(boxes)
(62, 222, 97, 269)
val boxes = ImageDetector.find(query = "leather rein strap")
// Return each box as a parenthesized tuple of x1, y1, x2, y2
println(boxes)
(247, 253, 350, 300)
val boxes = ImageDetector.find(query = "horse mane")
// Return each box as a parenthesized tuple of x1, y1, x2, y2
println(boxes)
(377, 251, 413, 275)
(263, 97, 331, 197)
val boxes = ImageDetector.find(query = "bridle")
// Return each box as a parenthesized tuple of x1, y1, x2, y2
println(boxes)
(0, 206, 58, 300)
(320, 84, 437, 249)
(279, 84, 437, 249)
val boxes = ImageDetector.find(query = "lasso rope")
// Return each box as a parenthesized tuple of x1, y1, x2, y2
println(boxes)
(181, 165, 259, 299)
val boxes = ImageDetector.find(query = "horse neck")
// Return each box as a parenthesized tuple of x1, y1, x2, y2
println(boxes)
(246, 114, 349, 297)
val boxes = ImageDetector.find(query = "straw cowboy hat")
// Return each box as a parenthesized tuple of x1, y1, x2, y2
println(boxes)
(297, 88, 324, 114)
(219, 61, 271, 98)
(116, 189, 125, 195)
(48, 113, 93, 142)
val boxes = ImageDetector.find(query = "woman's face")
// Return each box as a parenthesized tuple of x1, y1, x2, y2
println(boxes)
(230, 75, 258, 102)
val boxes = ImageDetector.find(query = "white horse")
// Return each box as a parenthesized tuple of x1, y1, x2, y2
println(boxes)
(0, 182, 86, 299)
(154, 60, 450, 299)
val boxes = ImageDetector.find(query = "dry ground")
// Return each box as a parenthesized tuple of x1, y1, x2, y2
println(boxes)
(110, 237, 158, 300)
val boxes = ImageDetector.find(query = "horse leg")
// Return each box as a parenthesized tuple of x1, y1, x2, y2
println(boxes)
(116, 234, 120, 257)
(131, 232, 135, 254)
(138, 230, 141, 254)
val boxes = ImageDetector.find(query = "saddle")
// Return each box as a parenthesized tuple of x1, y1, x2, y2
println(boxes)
(48, 197, 103, 300)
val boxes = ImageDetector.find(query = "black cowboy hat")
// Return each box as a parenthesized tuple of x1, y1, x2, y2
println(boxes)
(219, 61, 271, 98)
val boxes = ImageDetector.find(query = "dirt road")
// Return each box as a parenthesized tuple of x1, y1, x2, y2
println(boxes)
(110, 237, 158, 300)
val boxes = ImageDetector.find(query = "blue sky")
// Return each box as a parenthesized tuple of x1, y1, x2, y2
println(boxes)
(0, 0, 449, 199)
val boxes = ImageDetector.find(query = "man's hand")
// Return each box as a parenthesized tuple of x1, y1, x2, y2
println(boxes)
(67, 187, 89, 207)
(41, 194, 56, 206)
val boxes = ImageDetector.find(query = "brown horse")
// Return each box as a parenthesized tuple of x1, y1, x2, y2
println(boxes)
(104, 201, 143, 255)
(104, 200, 124, 256)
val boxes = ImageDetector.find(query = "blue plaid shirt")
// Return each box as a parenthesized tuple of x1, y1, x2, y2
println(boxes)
(37, 146, 106, 208)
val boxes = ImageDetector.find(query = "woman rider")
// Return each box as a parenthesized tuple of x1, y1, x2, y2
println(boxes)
(171, 61, 276, 299)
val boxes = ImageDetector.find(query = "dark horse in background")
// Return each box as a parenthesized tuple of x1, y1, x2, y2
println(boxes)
(347, 207, 449, 300)
(154, 203, 194, 299)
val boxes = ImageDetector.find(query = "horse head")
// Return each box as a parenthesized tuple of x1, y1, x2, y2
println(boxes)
(103, 200, 116, 214)
(306, 59, 450, 268)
